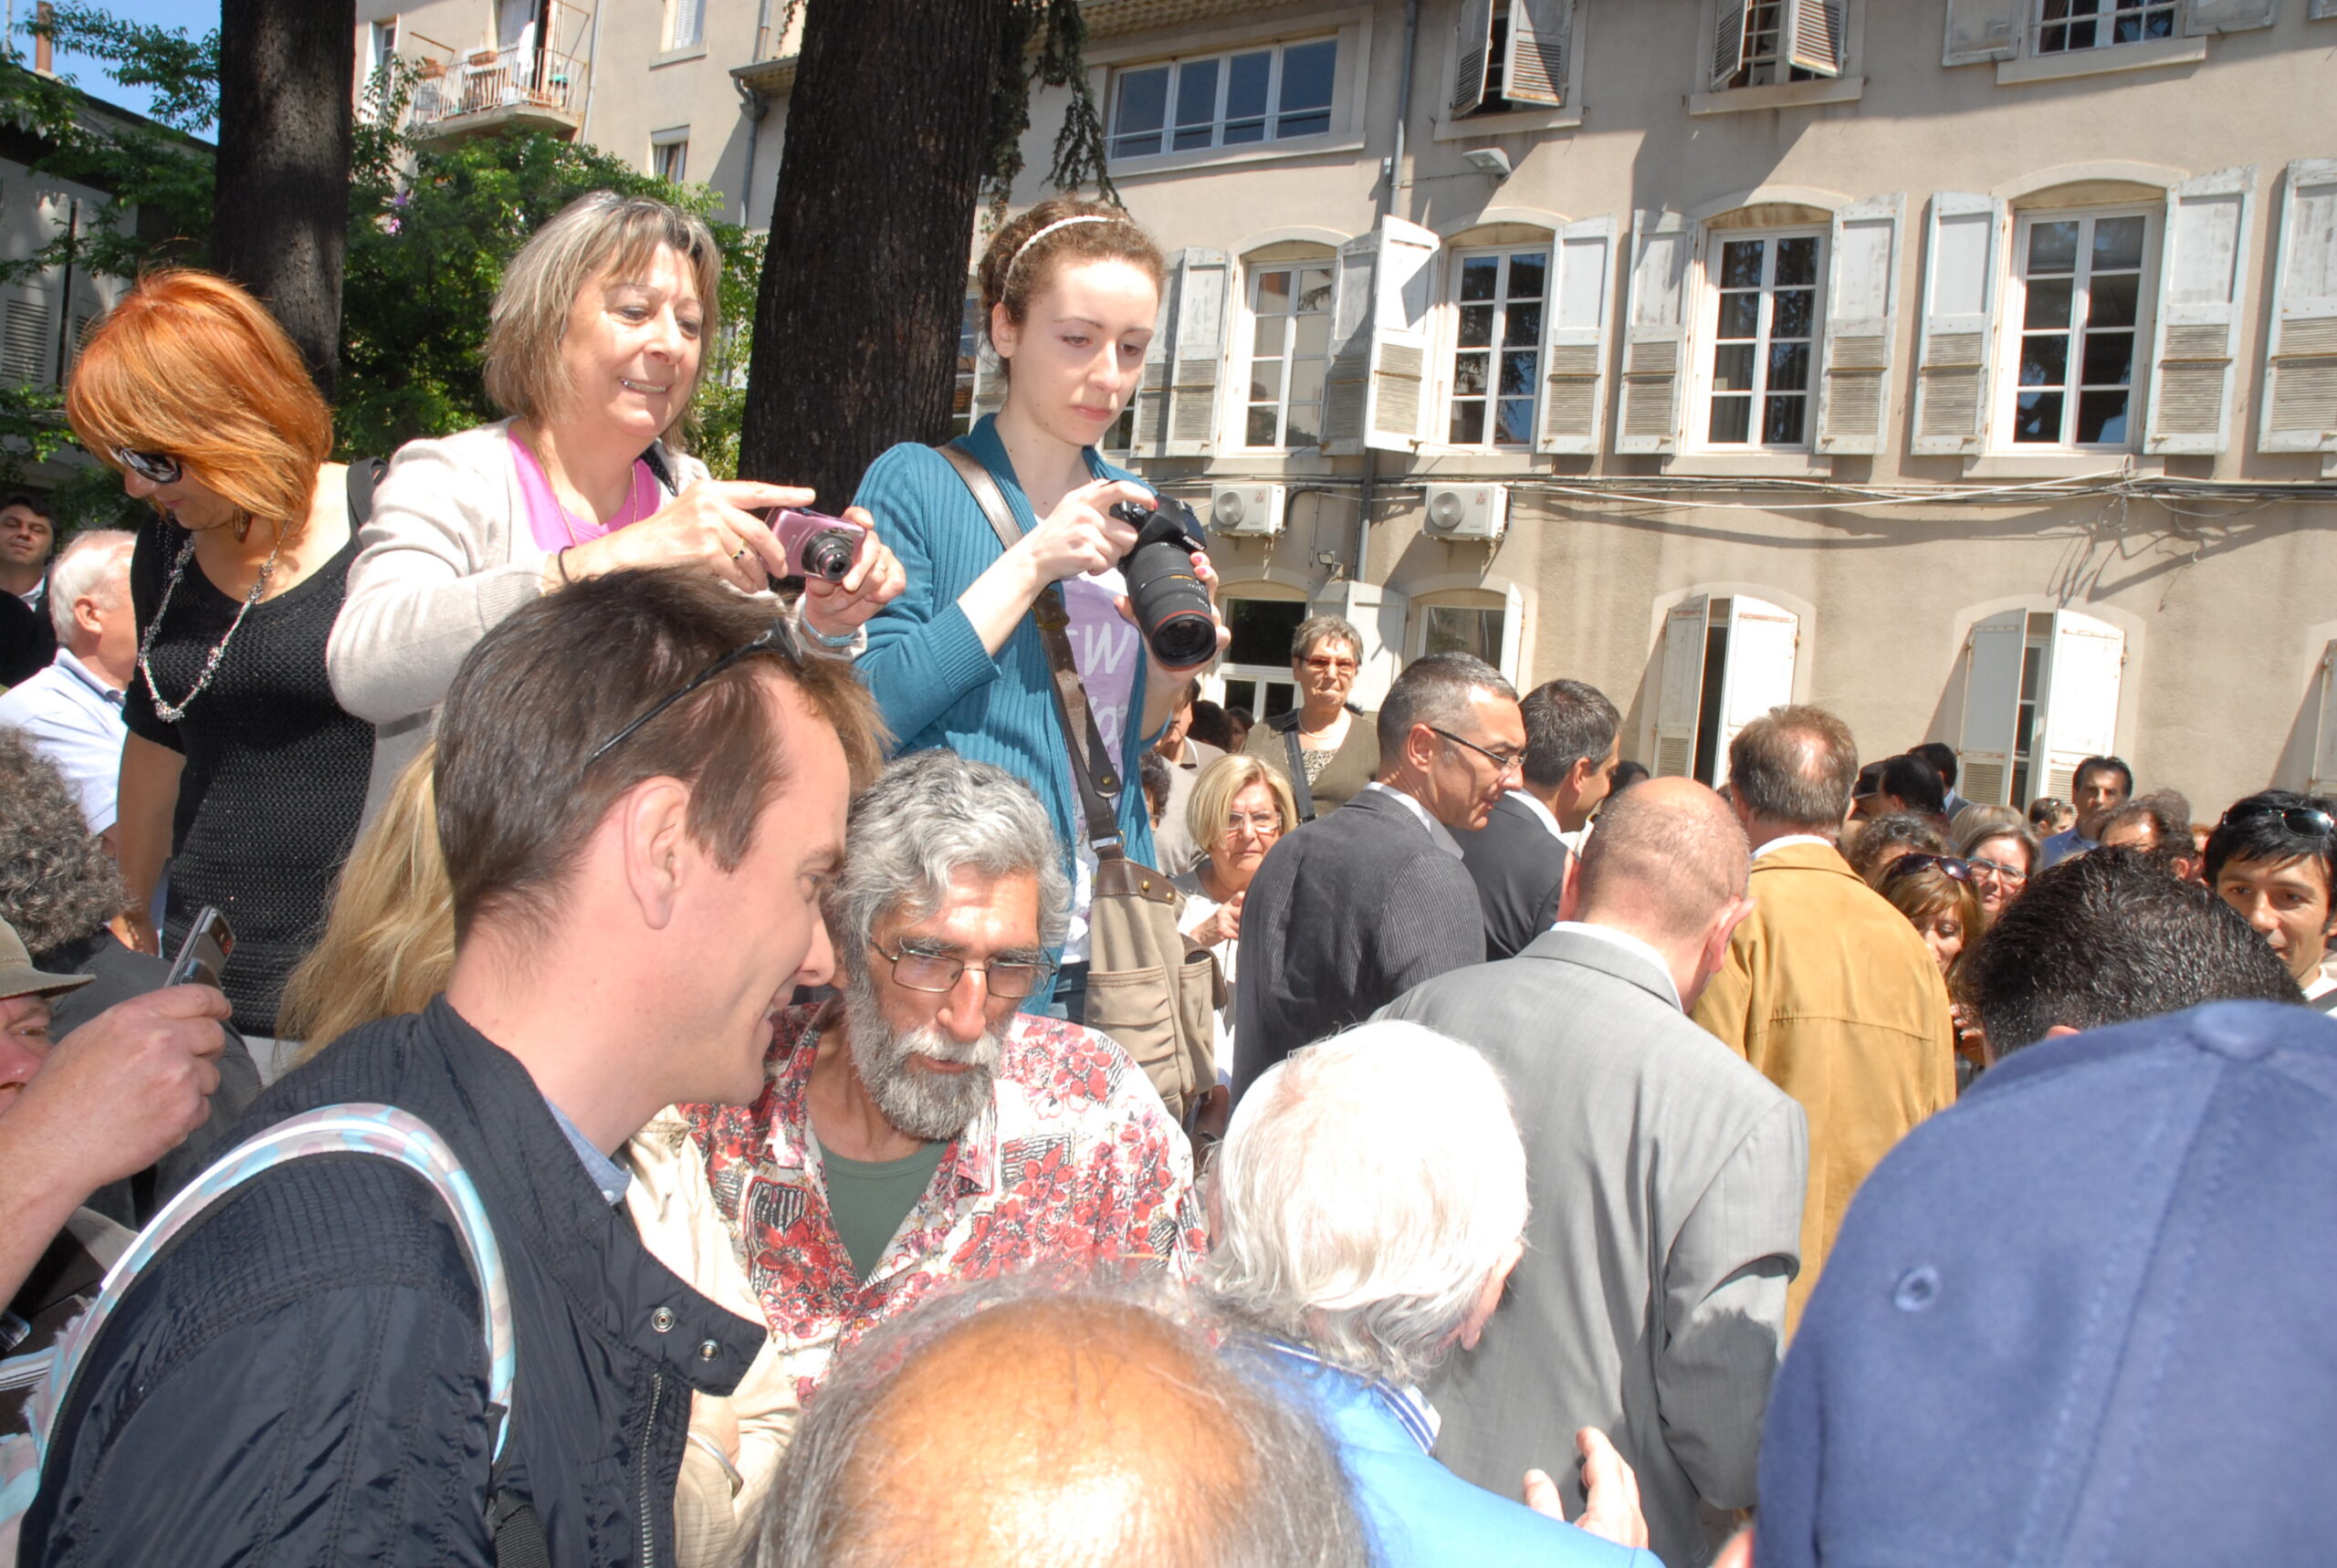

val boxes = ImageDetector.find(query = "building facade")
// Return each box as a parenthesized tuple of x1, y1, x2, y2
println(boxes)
(358, 0, 2337, 817)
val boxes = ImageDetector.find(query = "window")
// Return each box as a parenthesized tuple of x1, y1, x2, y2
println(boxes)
(1216, 595, 1308, 720)
(1957, 607, 2123, 808)
(1245, 262, 1333, 447)
(667, 0, 707, 50)
(2035, 0, 2176, 53)
(1446, 247, 1548, 446)
(1422, 604, 1505, 663)
(950, 297, 1002, 437)
(1720, 1, 1815, 85)
(1108, 37, 1336, 162)
(366, 18, 399, 80)
(651, 136, 688, 183)
(1713, 0, 1842, 89)
(2008, 210, 2152, 447)
(1651, 594, 1799, 783)
(1702, 231, 1823, 446)
(1453, 0, 1573, 115)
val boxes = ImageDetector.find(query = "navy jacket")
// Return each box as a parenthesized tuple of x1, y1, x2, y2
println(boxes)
(22, 996, 766, 1568)
(1452, 790, 1570, 960)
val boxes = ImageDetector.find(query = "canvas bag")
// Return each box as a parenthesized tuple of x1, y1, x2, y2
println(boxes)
(937, 444, 1223, 1128)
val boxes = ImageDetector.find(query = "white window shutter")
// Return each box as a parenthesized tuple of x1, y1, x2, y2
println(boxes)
(1132, 256, 1178, 455)
(2144, 166, 2254, 455)
(1164, 247, 1230, 456)
(2185, 0, 2279, 33)
(2038, 610, 2124, 800)
(1653, 596, 1710, 779)
(2259, 159, 2337, 455)
(1504, 0, 1572, 106)
(1716, 598, 1800, 762)
(1495, 581, 1525, 684)
(1943, 0, 2021, 63)
(1323, 218, 1441, 455)
(1451, 0, 1495, 116)
(1617, 208, 1697, 455)
(2314, 0, 2337, 19)
(1780, 0, 1845, 77)
(1816, 193, 1904, 455)
(1911, 192, 2005, 455)
(1323, 232, 1379, 452)
(1536, 213, 1616, 455)
(1956, 608, 2028, 807)
(1712, 0, 1752, 89)
(2310, 642, 2337, 797)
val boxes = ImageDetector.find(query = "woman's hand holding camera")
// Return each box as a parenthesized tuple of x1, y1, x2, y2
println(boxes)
(1017, 478, 1152, 588)
(557, 479, 811, 595)
(797, 507, 906, 641)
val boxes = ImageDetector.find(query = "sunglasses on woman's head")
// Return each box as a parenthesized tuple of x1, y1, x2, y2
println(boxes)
(1884, 853, 1975, 885)
(113, 448, 183, 486)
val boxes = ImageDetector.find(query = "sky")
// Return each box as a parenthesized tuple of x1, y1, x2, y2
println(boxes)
(14, 0, 222, 128)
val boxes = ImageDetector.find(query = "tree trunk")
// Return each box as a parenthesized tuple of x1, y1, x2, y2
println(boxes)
(210, 0, 356, 399)
(740, 0, 1008, 507)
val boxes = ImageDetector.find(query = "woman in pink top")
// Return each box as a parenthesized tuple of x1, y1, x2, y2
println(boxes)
(328, 192, 904, 817)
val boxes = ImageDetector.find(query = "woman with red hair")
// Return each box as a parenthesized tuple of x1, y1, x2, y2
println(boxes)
(66, 268, 372, 1067)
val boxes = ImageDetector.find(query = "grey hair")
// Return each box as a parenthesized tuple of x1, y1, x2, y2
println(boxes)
(484, 190, 723, 434)
(828, 751, 1071, 983)
(1376, 652, 1517, 758)
(46, 528, 132, 643)
(752, 1274, 1369, 1568)
(0, 730, 123, 953)
(1288, 614, 1362, 665)
(1205, 1021, 1530, 1388)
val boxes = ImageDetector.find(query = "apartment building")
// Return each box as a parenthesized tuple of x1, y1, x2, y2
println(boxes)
(357, 0, 2337, 816)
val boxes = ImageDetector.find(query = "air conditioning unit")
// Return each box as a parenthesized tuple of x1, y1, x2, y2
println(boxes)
(1422, 482, 1508, 541)
(1208, 482, 1286, 538)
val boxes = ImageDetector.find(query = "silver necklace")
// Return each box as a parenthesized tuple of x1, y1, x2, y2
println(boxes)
(137, 532, 284, 724)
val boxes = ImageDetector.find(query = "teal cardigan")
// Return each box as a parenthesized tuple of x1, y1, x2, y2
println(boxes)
(852, 417, 1161, 982)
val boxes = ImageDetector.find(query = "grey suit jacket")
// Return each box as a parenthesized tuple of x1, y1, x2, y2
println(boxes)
(1233, 787, 1485, 1100)
(1378, 926, 1808, 1568)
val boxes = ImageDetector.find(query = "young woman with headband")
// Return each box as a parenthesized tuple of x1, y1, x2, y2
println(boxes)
(853, 198, 1228, 1022)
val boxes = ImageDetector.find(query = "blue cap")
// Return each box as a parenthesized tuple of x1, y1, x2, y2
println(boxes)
(1755, 1000, 2337, 1567)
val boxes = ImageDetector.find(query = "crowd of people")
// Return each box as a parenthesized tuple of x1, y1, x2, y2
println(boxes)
(3, 187, 2334, 1568)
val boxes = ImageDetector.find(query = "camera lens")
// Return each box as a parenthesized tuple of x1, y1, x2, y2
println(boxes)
(801, 529, 856, 581)
(1120, 501, 1217, 668)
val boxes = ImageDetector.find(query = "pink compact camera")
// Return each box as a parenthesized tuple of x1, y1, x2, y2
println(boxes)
(766, 508, 867, 582)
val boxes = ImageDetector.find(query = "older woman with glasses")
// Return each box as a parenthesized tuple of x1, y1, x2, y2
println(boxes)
(1243, 613, 1379, 821)
(1954, 805, 2040, 919)
(1173, 755, 1300, 1067)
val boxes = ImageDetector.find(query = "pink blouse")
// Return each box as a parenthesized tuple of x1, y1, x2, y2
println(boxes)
(510, 432, 661, 552)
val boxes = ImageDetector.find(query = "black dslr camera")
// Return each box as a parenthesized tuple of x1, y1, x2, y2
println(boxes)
(1107, 496, 1217, 668)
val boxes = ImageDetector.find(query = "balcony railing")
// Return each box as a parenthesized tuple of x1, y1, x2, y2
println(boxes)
(412, 44, 588, 134)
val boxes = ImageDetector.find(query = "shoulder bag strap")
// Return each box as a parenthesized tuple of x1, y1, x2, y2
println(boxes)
(937, 443, 1127, 858)
(1281, 720, 1317, 823)
(345, 456, 388, 528)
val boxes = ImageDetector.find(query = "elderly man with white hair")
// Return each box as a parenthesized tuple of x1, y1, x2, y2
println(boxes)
(1208, 1021, 1661, 1568)
(0, 529, 135, 834)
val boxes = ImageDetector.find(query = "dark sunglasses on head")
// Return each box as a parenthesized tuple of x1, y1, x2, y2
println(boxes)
(582, 615, 803, 774)
(1884, 852, 1975, 885)
(2219, 801, 2337, 838)
(113, 448, 183, 486)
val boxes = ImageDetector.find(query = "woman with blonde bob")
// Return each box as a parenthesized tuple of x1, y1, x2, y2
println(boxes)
(1171, 753, 1298, 1068)
(328, 190, 902, 815)
(66, 268, 372, 1054)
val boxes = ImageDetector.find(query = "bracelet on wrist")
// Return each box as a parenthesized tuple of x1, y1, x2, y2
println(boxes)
(802, 616, 859, 650)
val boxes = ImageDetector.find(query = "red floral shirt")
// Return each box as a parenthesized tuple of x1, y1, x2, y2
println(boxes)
(683, 1003, 1205, 1404)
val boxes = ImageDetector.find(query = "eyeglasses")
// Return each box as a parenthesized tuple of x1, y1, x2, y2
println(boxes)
(871, 942, 1054, 999)
(1303, 655, 1359, 674)
(1967, 856, 2028, 883)
(1223, 810, 1284, 835)
(582, 616, 802, 773)
(1884, 853, 1975, 885)
(2219, 801, 2337, 838)
(113, 448, 183, 486)
(1429, 726, 1525, 777)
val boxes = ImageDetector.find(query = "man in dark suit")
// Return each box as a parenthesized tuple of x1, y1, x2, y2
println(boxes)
(1232, 653, 1523, 1100)
(1382, 779, 1807, 1568)
(1457, 678, 1622, 958)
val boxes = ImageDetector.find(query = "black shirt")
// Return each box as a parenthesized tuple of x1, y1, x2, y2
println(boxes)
(123, 516, 373, 1036)
(0, 583, 55, 685)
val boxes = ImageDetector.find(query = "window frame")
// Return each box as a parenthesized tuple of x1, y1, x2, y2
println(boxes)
(2031, 0, 2181, 55)
(1088, 13, 1371, 178)
(1238, 253, 1337, 452)
(1993, 204, 2161, 455)
(1688, 224, 1829, 454)
(1106, 36, 1341, 165)
(1439, 241, 1556, 452)
(649, 131, 689, 184)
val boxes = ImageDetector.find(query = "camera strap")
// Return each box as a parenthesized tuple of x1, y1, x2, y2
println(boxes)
(938, 443, 1126, 857)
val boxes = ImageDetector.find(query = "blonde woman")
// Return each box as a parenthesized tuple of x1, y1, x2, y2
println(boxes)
(327, 191, 903, 816)
(1172, 754, 1300, 1067)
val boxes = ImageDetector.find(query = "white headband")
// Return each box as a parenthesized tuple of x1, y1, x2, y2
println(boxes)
(1005, 214, 1120, 278)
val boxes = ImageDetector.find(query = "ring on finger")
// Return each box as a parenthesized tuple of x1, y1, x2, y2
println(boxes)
(731, 542, 751, 561)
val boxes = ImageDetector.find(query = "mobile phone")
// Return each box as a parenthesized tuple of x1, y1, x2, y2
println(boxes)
(765, 508, 867, 582)
(163, 906, 235, 989)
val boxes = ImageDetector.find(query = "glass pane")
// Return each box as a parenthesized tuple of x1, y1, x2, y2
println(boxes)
(1495, 398, 1535, 444)
(1247, 406, 1280, 445)
(2087, 273, 2138, 329)
(1250, 361, 1283, 401)
(1708, 395, 1753, 443)
(1503, 302, 1542, 347)
(1226, 51, 1272, 120)
(2028, 221, 2080, 274)
(1450, 399, 1487, 444)
(1763, 393, 1807, 444)
(1225, 597, 1305, 666)
(1507, 252, 1548, 299)
(1457, 304, 1494, 348)
(1285, 357, 1326, 410)
(1767, 341, 1810, 392)
(2092, 214, 2146, 271)
(1500, 350, 1536, 396)
(1774, 235, 1819, 287)
(1252, 314, 1284, 356)
(2080, 329, 2133, 387)
(1114, 66, 1168, 140)
(2077, 389, 2130, 444)
(1276, 110, 1330, 139)
(1771, 288, 1815, 340)
(1712, 343, 1756, 392)
(1223, 118, 1266, 144)
(1292, 311, 1331, 357)
(1173, 59, 1218, 148)
(1717, 294, 1761, 340)
(1111, 131, 1162, 159)
(2024, 277, 2074, 330)
(1452, 350, 1488, 394)
(2014, 390, 2064, 443)
(1256, 268, 1292, 308)
(1278, 39, 1336, 110)
(1424, 605, 1501, 664)
(1721, 240, 1766, 289)
(1459, 256, 1500, 302)
(1284, 406, 1319, 449)
(1298, 268, 1334, 308)
(2020, 333, 2070, 387)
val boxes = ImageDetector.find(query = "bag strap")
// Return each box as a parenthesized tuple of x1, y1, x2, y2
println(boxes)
(1281, 722, 1318, 822)
(937, 442, 1127, 859)
(345, 456, 388, 528)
